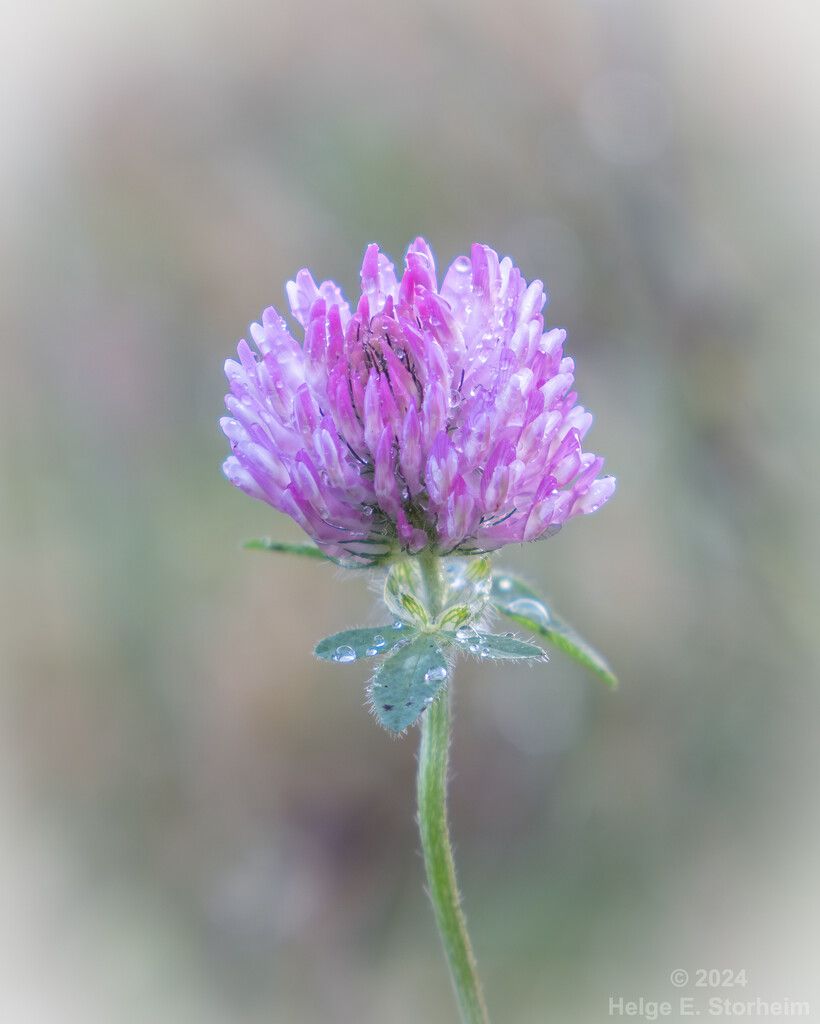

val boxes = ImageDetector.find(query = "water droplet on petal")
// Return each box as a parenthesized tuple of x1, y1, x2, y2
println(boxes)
(372, 635, 386, 647)
(424, 665, 448, 683)
(503, 633, 515, 638)
(507, 598, 551, 630)
(480, 648, 491, 659)
(453, 255, 471, 273)
(392, 621, 404, 630)
(362, 506, 374, 517)
(468, 643, 479, 653)
(365, 648, 379, 657)
(423, 696, 435, 704)
(332, 645, 357, 663)
(455, 627, 474, 642)
(449, 389, 462, 408)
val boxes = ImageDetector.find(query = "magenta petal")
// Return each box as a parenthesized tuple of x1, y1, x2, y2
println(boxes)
(397, 508, 429, 553)
(480, 438, 515, 513)
(325, 367, 365, 455)
(360, 243, 398, 315)
(439, 477, 477, 550)
(293, 384, 321, 441)
(523, 478, 558, 542)
(420, 380, 448, 451)
(374, 426, 400, 516)
(400, 238, 438, 304)
(363, 370, 384, 455)
(399, 405, 424, 496)
(286, 270, 322, 329)
(425, 431, 460, 507)
(572, 475, 617, 514)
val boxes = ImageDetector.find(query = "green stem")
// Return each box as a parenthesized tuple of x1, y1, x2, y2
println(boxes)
(419, 547, 445, 621)
(417, 685, 491, 1024)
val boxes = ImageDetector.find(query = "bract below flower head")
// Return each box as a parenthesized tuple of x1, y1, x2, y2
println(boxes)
(221, 239, 615, 565)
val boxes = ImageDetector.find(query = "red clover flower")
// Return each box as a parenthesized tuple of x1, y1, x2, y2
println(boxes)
(221, 239, 614, 566)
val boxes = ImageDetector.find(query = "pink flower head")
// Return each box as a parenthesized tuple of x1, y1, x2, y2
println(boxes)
(221, 240, 615, 565)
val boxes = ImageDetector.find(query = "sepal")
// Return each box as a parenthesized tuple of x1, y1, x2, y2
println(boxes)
(383, 555, 493, 631)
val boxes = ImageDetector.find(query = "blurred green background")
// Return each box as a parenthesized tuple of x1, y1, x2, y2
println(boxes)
(2, 0, 819, 1021)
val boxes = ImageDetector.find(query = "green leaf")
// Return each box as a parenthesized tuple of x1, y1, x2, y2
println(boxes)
(369, 634, 450, 733)
(243, 538, 330, 560)
(315, 625, 417, 663)
(491, 574, 618, 687)
(453, 629, 546, 660)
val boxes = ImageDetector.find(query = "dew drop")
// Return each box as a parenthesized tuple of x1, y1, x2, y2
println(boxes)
(365, 648, 379, 657)
(449, 389, 462, 408)
(362, 506, 374, 517)
(503, 633, 515, 638)
(423, 696, 435, 704)
(507, 598, 550, 629)
(453, 255, 471, 273)
(372, 635, 386, 647)
(332, 645, 357, 663)
(392, 621, 404, 630)
(480, 648, 491, 659)
(424, 665, 448, 683)
(468, 643, 479, 653)
(455, 626, 474, 642)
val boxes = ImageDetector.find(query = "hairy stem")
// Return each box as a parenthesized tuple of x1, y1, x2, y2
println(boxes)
(417, 684, 491, 1024)
(418, 547, 445, 621)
